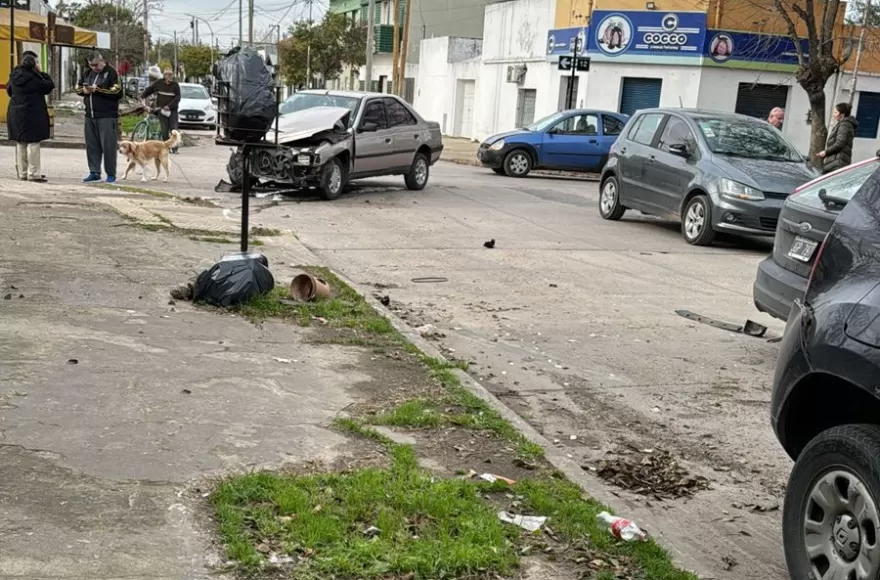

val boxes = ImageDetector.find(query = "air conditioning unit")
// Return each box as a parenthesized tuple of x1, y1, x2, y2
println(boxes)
(506, 65, 526, 84)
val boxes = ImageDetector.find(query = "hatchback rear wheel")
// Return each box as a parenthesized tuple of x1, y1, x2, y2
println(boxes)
(783, 425, 880, 580)
(682, 195, 716, 246)
(599, 176, 626, 220)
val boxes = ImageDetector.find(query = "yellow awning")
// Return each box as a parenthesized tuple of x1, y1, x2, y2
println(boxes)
(0, 12, 98, 47)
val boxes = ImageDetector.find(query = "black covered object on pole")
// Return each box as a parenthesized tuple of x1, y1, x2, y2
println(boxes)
(566, 37, 580, 110)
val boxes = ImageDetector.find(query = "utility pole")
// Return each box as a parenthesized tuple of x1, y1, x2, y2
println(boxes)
(143, 0, 149, 65)
(238, 0, 243, 47)
(191, 17, 196, 44)
(365, 0, 375, 92)
(248, 0, 254, 45)
(565, 37, 581, 109)
(306, 0, 313, 89)
(397, 0, 411, 96)
(391, 0, 399, 94)
(9, 0, 15, 77)
(850, 0, 872, 106)
(173, 30, 178, 79)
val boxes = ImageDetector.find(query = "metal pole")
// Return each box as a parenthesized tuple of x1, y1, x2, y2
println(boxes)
(397, 0, 411, 97)
(173, 30, 178, 79)
(143, 0, 149, 65)
(849, 0, 871, 107)
(9, 0, 15, 76)
(305, 0, 312, 88)
(238, 0, 242, 47)
(365, 0, 375, 91)
(391, 0, 399, 94)
(566, 38, 579, 109)
(248, 0, 254, 45)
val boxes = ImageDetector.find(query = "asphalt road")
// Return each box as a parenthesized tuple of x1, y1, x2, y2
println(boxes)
(2, 142, 792, 579)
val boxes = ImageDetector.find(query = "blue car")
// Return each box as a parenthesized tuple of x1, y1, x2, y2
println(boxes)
(477, 109, 629, 178)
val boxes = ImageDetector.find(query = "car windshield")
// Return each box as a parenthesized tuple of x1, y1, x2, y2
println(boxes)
(791, 159, 880, 209)
(279, 94, 362, 124)
(526, 111, 567, 132)
(181, 85, 209, 100)
(696, 117, 802, 161)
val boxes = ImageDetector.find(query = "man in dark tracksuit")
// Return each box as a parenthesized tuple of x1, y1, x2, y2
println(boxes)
(76, 52, 122, 183)
(141, 67, 181, 153)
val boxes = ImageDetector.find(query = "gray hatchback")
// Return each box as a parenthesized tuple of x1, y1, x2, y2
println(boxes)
(599, 109, 819, 245)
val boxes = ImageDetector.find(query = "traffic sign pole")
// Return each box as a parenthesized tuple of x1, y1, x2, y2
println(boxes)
(565, 37, 580, 110)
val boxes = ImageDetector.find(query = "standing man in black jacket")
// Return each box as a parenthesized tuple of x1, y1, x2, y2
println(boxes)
(141, 66, 181, 153)
(76, 51, 122, 183)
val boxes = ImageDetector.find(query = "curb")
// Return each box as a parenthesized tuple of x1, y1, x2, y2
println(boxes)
(441, 156, 600, 181)
(323, 266, 706, 578)
(0, 139, 85, 150)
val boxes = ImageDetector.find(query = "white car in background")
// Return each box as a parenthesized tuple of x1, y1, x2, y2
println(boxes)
(177, 82, 216, 129)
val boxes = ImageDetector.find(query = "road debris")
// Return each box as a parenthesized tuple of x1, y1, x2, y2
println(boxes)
(411, 277, 448, 284)
(416, 324, 445, 339)
(498, 511, 546, 532)
(290, 273, 331, 302)
(597, 512, 648, 541)
(476, 473, 517, 485)
(362, 525, 382, 537)
(722, 555, 739, 570)
(67, 358, 78, 365)
(376, 295, 391, 307)
(675, 309, 768, 339)
(591, 448, 710, 499)
(170, 283, 194, 301)
(483, 239, 496, 249)
(193, 253, 274, 307)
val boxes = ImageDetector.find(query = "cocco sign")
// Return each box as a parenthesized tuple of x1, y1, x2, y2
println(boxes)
(642, 32, 688, 45)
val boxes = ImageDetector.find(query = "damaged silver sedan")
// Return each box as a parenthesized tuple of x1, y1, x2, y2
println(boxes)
(226, 90, 444, 200)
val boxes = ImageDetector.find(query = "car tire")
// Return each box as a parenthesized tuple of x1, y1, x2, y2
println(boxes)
(319, 158, 346, 200)
(783, 425, 880, 580)
(404, 152, 430, 190)
(492, 168, 506, 175)
(599, 175, 626, 220)
(503, 149, 532, 178)
(682, 195, 716, 246)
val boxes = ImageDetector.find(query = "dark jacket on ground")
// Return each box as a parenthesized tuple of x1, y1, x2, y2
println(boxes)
(75, 65, 122, 118)
(5, 64, 54, 143)
(823, 116, 859, 174)
(141, 79, 181, 110)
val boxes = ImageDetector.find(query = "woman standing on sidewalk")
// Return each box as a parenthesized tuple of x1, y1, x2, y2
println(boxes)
(5, 51, 54, 182)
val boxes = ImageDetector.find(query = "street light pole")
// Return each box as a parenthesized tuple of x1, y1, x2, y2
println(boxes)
(365, 0, 375, 92)
(188, 14, 216, 73)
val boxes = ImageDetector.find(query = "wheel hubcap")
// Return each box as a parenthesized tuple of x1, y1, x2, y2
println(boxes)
(685, 202, 705, 239)
(415, 159, 427, 185)
(510, 154, 528, 174)
(600, 181, 617, 214)
(803, 470, 880, 579)
(329, 164, 342, 193)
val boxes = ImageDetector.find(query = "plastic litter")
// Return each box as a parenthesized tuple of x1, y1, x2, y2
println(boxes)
(478, 473, 516, 485)
(213, 47, 277, 143)
(498, 511, 547, 532)
(597, 511, 648, 542)
(192, 252, 274, 307)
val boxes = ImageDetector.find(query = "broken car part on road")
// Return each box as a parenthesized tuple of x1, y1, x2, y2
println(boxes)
(676, 309, 768, 338)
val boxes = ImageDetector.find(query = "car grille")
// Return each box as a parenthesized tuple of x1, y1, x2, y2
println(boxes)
(759, 217, 779, 230)
(764, 191, 790, 200)
(728, 214, 778, 231)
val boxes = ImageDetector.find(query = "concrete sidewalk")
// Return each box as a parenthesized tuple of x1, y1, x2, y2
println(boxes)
(0, 182, 378, 579)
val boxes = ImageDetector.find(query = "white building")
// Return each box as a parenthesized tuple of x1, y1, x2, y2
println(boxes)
(415, 0, 880, 163)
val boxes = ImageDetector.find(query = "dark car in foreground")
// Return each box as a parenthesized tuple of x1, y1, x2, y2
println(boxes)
(477, 109, 629, 177)
(771, 165, 880, 580)
(599, 108, 818, 245)
(754, 156, 879, 320)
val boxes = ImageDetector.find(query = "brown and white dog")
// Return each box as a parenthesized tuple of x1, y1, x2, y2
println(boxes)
(119, 130, 181, 182)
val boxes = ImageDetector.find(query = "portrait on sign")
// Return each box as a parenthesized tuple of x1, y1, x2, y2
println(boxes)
(596, 14, 632, 56)
(709, 33, 734, 62)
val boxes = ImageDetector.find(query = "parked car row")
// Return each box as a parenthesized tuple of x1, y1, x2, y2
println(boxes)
(481, 106, 880, 580)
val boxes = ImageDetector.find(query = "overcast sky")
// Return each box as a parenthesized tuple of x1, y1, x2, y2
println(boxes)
(148, 0, 327, 47)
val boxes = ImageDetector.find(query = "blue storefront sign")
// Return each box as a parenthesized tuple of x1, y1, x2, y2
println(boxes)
(704, 30, 807, 71)
(587, 10, 707, 64)
(547, 26, 588, 57)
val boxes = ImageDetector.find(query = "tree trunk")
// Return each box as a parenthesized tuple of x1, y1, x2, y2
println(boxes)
(808, 89, 827, 171)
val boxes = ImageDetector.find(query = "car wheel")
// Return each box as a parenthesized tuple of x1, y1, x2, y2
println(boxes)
(492, 168, 506, 175)
(682, 195, 716, 246)
(404, 152, 430, 190)
(783, 425, 880, 580)
(599, 176, 626, 220)
(503, 149, 532, 178)
(319, 158, 346, 200)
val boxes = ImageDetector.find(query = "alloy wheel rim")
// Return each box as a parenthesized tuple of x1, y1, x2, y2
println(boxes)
(510, 154, 528, 174)
(329, 164, 342, 193)
(415, 159, 428, 185)
(600, 181, 617, 215)
(803, 469, 880, 579)
(685, 202, 705, 239)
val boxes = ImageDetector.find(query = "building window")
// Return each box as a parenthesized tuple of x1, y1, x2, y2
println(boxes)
(856, 91, 880, 139)
(515, 89, 537, 128)
(734, 83, 788, 120)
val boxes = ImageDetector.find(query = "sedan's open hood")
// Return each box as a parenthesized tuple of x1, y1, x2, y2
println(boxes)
(274, 106, 351, 144)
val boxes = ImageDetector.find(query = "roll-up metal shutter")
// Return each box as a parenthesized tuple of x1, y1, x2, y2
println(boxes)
(619, 78, 662, 116)
(734, 83, 788, 120)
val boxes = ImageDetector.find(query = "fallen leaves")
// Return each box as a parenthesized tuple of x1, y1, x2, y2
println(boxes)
(589, 448, 710, 500)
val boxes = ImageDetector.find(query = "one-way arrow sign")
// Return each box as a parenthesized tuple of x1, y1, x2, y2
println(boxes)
(558, 56, 591, 72)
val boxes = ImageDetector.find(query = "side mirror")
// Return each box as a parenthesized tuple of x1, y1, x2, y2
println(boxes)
(547, 127, 559, 135)
(360, 121, 378, 132)
(669, 143, 689, 157)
